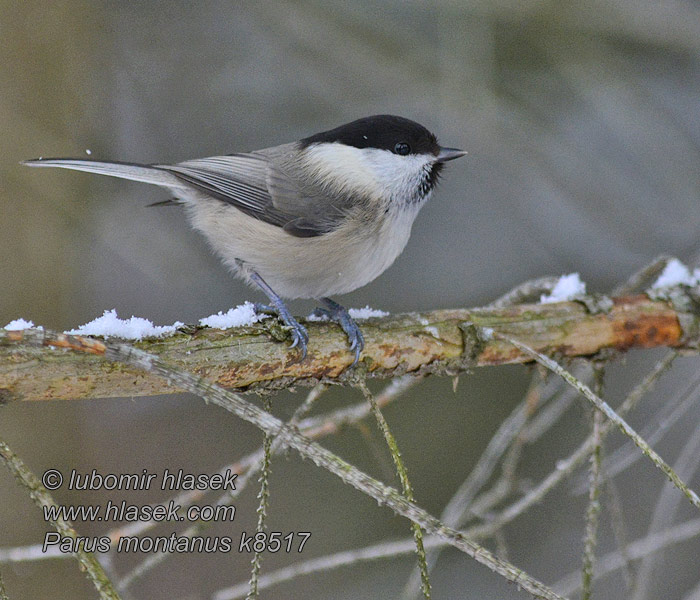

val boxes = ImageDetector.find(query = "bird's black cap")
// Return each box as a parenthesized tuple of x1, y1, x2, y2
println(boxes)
(300, 114, 440, 156)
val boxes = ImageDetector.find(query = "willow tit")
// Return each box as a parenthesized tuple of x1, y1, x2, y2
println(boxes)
(23, 115, 465, 363)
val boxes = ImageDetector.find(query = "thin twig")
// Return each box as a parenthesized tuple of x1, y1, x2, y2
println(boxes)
(213, 535, 448, 600)
(116, 380, 411, 591)
(114, 379, 413, 589)
(518, 366, 586, 443)
(581, 368, 605, 600)
(631, 405, 700, 600)
(465, 352, 677, 539)
(82, 339, 564, 599)
(486, 276, 561, 308)
(246, 397, 274, 600)
(450, 364, 591, 527)
(0, 543, 62, 563)
(496, 334, 700, 510)
(0, 439, 121, 600)
(215, 513, 700, 600)
(359, 382, 431, 599)
(612, 255, 673, 296)
(117, 384, 328, 591)
(554, 518, 700, 595)
(295, 375, 420, 436)
(403, 370, 547, 598)
(580, 366, 700, 491)
(4, 378, 416, 575)
(604, 478, 636, 594)
(0, 567, 8, 600)
(443, 379, 536, 524)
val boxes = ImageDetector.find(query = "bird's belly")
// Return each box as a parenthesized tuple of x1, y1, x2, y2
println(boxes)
(183, 195, 418, 299)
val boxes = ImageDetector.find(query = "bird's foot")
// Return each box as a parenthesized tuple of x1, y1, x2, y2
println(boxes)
(253, 302, 308, 360)
(247, 268, 309, 360)
(314, 298, 365, 366)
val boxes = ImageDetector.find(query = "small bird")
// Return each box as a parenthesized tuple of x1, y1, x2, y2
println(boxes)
(23, 115, 465, 363)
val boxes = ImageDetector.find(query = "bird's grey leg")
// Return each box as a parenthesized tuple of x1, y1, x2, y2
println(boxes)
(313, 297, 365, 366)
(247, 270, 309, 360)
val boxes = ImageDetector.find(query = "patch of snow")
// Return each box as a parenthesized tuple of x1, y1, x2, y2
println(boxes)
(4, 318, 38, 331)
(651, 258, 700, 289)
(540, 273, 586, 304)
(67, 309, 183, 340)
(480, 326, 494, 340)
(306, 312, 329, 322)
(308, 306, 388, 321)
(198, 302, 263, 329)
(348, 306, 389, 319)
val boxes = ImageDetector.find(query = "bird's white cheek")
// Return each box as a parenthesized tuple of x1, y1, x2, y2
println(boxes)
(360, 149, 433, 202)
(302, 143, 433, 203)
(302, 143, 382, 198)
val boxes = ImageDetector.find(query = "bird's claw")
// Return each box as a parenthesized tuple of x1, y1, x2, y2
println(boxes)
(254, 302, 308, 360)
(287, 320, 309, 359)
(341, 317, 364, 366)
(316, 298, 365, 366)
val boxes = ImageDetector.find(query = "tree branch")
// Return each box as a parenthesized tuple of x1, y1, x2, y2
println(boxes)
(0, 439, 121, 600)
(24, 333, 563, 599)
(1, 289, 698, 402)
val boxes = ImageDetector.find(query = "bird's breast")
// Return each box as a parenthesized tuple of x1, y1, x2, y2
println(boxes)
(181, 187, 424, 299)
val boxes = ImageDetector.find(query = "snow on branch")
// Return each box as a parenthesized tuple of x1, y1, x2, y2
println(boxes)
(1, 270, 699, 402)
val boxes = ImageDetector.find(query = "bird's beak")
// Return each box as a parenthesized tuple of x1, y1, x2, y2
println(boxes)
(436, 147, 467, 162)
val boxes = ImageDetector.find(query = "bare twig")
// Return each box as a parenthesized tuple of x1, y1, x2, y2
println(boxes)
(486, 276, 561, 308)
(116, 386, 327, 591)
(359, 382, 431, 599)
(215, 512, 700, 600)
(212, 535, 449, 600)
(605, 478, 636, 594)
(611, 255, 673, 296)
(497, 334, 700, 511)
(579, 366, 700, 491)
(0, 543, 62, 564)
(403, 369, 549, 599)
(445, 365, 590, 527)
(466, 352, 677, 539)
(0, 567, 8, 600)
(14, 334, 561, 598)
(0, 439, 121, 600)
(555, 518, 700, 595)
(631, 408, 700, 600)
(518, 364, 589, 443)
(581, 368, 605, 600)
(246, 397, 274, 600)
(115, 380, 410, 591)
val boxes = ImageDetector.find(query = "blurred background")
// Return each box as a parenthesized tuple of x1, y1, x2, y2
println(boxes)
(1, 1, 700, 599)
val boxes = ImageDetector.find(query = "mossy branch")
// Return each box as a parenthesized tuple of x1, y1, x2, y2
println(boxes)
(1, 288, 699, 402)
(0, 439, 121, 600)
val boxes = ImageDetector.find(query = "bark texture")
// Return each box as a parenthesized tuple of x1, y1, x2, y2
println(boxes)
(1, 292, 697, 402)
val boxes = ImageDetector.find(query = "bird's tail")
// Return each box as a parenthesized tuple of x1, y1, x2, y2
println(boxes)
(21, 158, 188, 189)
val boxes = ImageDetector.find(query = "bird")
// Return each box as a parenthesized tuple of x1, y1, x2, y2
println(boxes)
(23, 114, 465, 364)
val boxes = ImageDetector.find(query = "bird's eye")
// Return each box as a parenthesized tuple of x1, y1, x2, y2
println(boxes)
(394, 142, 411, 155)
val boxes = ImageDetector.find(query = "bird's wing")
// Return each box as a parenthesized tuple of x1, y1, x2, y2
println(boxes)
(161, 152, 287, 224)
(160, 145, 352, 238)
